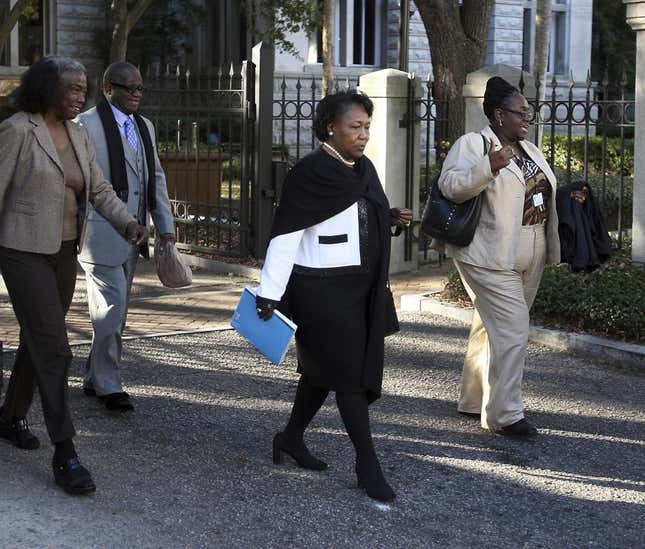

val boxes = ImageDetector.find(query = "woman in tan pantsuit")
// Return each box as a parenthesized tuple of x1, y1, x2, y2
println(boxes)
(0, 57, 147, 494)
(438, 77, 560, 438)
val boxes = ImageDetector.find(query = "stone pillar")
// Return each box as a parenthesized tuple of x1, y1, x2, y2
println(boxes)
(625, 0, 645, 265)
(462, 64, 536, 136)
(359, 69, 421, 274)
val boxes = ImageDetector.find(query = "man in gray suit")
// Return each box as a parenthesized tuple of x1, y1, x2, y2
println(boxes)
(78, 62, 175, 412)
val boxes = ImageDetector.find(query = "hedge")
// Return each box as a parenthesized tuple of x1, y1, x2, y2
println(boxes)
(541, 134, 634, 177)
(441, 243, 645, 343)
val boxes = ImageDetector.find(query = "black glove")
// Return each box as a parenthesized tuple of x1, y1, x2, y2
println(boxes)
(256, 295, 279, 321)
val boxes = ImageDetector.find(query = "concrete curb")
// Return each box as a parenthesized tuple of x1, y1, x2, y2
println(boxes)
(400, 292, 645, 371)
(1, 326, 234, 354)
(178, 252, 261, 280)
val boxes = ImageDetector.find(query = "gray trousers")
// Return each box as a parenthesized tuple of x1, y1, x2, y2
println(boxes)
(79, 245, 139, 396)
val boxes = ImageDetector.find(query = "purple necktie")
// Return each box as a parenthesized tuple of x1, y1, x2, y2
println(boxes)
(124, 118, 138, 152)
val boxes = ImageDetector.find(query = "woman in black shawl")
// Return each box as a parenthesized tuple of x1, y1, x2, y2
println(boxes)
(256, 90, 412, 502)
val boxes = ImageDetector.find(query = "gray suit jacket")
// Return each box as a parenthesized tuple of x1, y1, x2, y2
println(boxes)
(77, 106, 174, 266)
(0, 111, 135, 255)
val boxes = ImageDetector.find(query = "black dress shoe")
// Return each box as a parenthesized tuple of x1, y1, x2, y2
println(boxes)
(0, 416, 40, 450)
(497, 418, 538, 439)
(458, 411, 481, 419)
(272, 432, 328, 471)
(99, 392, 134, 412)
(53, 457, 96, 496)
(356, 457, 396, 503)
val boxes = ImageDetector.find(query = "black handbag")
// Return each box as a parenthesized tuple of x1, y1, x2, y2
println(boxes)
(420, 134, 488, 247)
(384, 283, 399, 337)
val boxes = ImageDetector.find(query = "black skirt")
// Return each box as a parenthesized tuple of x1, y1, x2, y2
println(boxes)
(288, 199, 383, 398)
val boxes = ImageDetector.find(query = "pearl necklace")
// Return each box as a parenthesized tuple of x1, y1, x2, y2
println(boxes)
(322, 142, 355, 167)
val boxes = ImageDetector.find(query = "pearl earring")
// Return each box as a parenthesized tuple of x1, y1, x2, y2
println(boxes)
(498, 119, 503, 127)
(328, 131, 334, 136)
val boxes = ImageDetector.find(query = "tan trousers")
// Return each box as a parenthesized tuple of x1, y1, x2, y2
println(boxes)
(455, 224, 547, 430)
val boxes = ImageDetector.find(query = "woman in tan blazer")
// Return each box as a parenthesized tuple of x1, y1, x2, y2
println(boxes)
(438, 77, 560, 439)
(0, 56, 147, 494)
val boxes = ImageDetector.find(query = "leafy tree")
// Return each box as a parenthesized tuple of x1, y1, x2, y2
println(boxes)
(414, 0, 494, 141)
(591, 0, 636, 94)
(126, 0, 205, 71)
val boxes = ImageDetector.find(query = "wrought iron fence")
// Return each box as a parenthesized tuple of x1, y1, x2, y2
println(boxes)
(273, 74, 361, 164)
(414, 71, 635, 263)
(521, 72, 634, 248)
(142, 63, 256, 257)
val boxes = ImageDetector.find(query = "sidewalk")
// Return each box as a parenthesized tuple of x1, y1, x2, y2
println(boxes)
(0, 257, 451, 349)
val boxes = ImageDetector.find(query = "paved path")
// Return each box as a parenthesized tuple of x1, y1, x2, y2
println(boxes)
(0, 313, 643, 548)
(0, 258, 450, 349)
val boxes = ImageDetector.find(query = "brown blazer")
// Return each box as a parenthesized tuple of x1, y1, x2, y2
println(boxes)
(438, 125, 560, 271)
(0, 111, 135, 255)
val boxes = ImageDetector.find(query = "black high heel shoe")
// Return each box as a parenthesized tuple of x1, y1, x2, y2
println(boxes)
(355, 457, 396, 502)
(272, 432, 328, 471)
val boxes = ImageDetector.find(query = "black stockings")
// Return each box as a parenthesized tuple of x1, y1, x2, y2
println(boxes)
(335, 391, 377, 466)
(283, 376, 329, 444)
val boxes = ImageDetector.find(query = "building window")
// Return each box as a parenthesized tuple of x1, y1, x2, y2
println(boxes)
(549, 7, 568, 75)
(521, 0, 569, 76)
(309, 0, 383, 67)
(522, 8, 532, 72)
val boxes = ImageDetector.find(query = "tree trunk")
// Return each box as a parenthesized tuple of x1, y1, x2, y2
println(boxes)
(109, 0, 153, 63)
(532, 0, 551, 147)
(110, 0, 129, 62)
(0, 0, 32, 61)
(416, 0, 494, 143)
(533, 0, 551, 100)
(321, 0, 334, 96)
(127, 0, 155, 33)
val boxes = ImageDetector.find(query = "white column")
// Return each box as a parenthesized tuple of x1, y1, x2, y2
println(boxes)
(625, 0, 645, 264)
(359, 69, 421, 274)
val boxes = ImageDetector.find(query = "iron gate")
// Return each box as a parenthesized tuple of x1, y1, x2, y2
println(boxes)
(143, 63, 256, 257)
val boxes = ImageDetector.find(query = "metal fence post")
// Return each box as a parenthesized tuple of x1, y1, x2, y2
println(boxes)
(252, 41, 276, 259)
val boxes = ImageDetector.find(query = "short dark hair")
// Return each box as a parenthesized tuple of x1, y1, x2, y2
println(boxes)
(103, 61, 139, 90)
(482, 76, 522, 122)
(313, 90, 374, 142)
(13, 56, 86, 114)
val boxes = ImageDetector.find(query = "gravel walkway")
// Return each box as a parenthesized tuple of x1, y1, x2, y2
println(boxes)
(0, 313, 643, 548)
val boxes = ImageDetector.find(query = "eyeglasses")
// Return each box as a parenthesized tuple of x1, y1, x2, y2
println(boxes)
(110, 82, 147, 95)
(503, 108, 533, 121)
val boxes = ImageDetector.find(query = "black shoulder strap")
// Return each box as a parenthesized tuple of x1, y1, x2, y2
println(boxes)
(482, 133, 488, 155)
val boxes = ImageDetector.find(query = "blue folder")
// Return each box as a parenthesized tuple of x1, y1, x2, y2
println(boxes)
(231, 286, 297, 365)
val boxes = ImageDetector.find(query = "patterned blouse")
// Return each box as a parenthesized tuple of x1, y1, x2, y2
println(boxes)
(517, 155, 551, 225)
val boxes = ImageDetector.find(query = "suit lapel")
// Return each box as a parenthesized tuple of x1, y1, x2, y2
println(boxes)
(481, 126, 525, 185)
(66, 120, 91, 191)
(29, 113, 64, 176)
(520, 140, 556, 190)
(505, 157, 525, 185)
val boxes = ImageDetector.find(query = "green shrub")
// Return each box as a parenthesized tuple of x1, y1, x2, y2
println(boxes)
(541, 134, 634, 177)
(442, 245, 645, 343)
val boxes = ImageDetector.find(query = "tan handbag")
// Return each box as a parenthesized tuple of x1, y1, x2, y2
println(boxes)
(154, 235, 192, 288)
